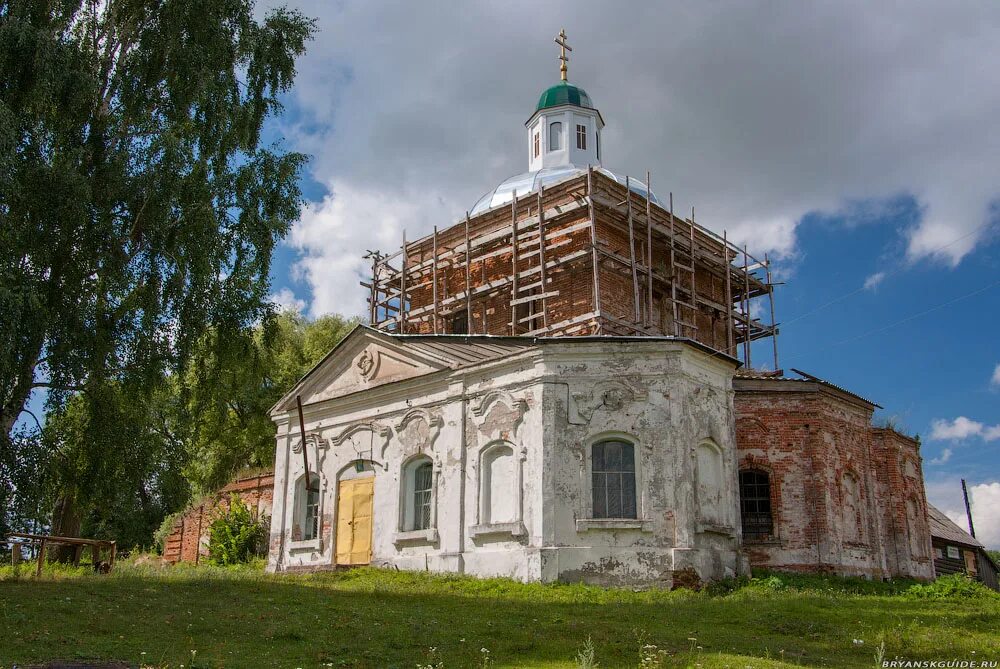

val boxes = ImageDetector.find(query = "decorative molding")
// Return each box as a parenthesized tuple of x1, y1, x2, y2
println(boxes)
(392, 528, 439, 545)
(468, 521, 527, 539)
(394, 408, 444, 456)
(291, 432, 329, 455)
(571, 379, 648, 423)
(330, 422, 391, 459)
(471, 391, 528, 440)
(355, 347, 379, 381)
(575, 518, 651, 532)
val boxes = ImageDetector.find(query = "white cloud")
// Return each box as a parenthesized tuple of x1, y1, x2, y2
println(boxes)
(269, 288, 306, 313)
(943, 484, 1000, 551)
(289, 183, 459, 318)
(925, 478, 1000, 550)
(929, 416, 1000, 442)
(991, 363, 1000, 388)
(268, 1, 1000, 316)
(929, 448, 952, 465)
(863, 272, 886, 291)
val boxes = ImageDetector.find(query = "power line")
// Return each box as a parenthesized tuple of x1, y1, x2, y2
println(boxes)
(778, 277, 1000, 365)
(780, 217, 996, 331)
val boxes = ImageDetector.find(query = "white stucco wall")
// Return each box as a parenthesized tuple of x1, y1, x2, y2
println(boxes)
(266, 332, 744, 587)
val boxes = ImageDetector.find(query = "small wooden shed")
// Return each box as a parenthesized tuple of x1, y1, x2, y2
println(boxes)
(927, 504, 998, 591)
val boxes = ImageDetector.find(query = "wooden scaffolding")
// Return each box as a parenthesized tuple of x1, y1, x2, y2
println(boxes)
(362, 168, 779, 370)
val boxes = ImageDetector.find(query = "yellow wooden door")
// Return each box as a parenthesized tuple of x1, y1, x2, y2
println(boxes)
(335, 477, 374, 565)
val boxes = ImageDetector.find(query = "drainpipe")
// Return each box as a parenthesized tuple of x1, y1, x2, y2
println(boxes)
(458, 382, 468, 574)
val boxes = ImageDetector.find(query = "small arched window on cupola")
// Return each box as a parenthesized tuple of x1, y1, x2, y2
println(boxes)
(548, 121, 562, 151)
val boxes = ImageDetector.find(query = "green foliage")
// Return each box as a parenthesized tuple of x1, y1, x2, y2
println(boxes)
(988, 549, 1000, 565)
(180, 310, 358, 493)
(207, 495, 266, 566)
(905, 573, 998, 599)
(0, 0, 315, 542)
(40, 380, 190, 551)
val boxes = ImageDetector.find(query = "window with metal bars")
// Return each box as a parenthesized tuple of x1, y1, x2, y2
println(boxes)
(299, 473, 320, 541)
(451, 310, 468, 334)
(592, 440, 636, 519)
(739, 469, 773, 541)
(412, 462, 433, 531)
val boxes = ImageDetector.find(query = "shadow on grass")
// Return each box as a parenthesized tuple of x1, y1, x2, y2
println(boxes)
(0, 567, 997, 668)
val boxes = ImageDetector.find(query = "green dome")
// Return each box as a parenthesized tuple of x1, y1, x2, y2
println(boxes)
(536, 81, 594, 112)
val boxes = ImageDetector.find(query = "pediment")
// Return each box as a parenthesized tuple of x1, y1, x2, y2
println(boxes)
(273, 328, 446, 413)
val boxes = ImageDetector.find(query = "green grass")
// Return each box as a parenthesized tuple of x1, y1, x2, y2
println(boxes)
(0, 561, 997, 669)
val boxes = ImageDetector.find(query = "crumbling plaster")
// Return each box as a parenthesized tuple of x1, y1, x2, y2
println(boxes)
(267, 332, 745, 587)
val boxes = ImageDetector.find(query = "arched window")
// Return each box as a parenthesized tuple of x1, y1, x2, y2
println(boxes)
(293, 473, 320, 541)
(592, 440, 636, 519)
(548, 121, 562, 151)
(696, 441, 725, 525)
(481, 444, 515, 524)
(401, 457, 434, 531)
(739, 469, 773, 541)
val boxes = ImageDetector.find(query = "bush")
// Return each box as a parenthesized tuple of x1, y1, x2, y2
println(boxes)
(207, 495, 267, 566)
(906, 574, 997, 599)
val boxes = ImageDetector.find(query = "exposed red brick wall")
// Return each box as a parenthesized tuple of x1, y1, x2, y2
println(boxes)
(162, 473, 274, 564)
(397, 171, 738, 346)
(734, 378, 932, 579)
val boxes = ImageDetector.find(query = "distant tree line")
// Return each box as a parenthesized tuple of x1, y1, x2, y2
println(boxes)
(0, 0, 326, 552)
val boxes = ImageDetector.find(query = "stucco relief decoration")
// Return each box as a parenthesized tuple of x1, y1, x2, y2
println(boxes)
(571, 379, 648, 424)
(355, 347, 379, 381)
(331, 422, 391, 463)
(472, 391, 528, 441)
(291, 431, 329, 455)
(393, 409, 443, 457)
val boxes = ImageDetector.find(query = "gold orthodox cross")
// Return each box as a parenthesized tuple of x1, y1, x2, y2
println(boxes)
(554, 29, 572, 81)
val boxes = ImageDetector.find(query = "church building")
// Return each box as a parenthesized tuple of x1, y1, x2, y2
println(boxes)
(265, 34, 934, 586)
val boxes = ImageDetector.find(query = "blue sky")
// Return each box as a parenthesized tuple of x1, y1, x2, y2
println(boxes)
(255, 2, 1000, 546)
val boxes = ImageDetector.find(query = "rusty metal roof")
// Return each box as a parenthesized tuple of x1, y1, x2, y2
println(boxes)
(927, 504, 983, 548)
(733, 367, 882, 409)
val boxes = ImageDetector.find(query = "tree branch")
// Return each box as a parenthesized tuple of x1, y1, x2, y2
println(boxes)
(30, 382, 86, 392)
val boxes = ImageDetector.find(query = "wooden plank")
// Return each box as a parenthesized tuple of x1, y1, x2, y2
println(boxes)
(669, 192, 678, 335)
(646, 170, 653, 328)
(400, 200, 589, 276)
(537, 184, 549, 329)
(399, 230, 407, 331)
(587, 166, 602, 332)
(465, 213, 472, 334)
(526, 311, 598, 336)
(510, 290, 560, 306)
(432, 226, 439, 333)
(724, 230, 735, 356)
(743, 245, 752, 368)
(626, 176, 640, 323)
(510, 192, 518, 334)
(379, 248, 589, 325)
(766, 252, 779, 370)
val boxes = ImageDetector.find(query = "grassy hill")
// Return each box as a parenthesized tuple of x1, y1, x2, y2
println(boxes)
(0, 562, 996, 668)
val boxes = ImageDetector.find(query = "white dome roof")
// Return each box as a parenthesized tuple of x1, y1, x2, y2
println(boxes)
(471, 165, 659, 216)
